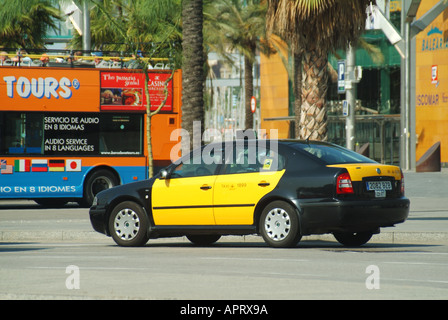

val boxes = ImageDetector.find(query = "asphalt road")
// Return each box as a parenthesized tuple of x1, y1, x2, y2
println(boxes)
(1, 238, 447, 300)
(0, 170, 447, 301)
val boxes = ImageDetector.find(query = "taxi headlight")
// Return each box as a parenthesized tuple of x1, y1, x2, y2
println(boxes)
(92, 196, 98, 207)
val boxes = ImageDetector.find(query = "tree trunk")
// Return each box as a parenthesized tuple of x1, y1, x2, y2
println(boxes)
(300, 45, 329, 141)
(181, 0, 205, 152)
(244, 55, 254, 130)
(145, 68, 176, 178)
(293, 51, 302, 138)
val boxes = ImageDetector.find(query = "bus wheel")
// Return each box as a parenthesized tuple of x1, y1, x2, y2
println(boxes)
(35, 198, 68, 207)
(80, 169, 118, 207)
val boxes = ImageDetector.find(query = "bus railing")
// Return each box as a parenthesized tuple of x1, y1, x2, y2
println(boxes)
(0, 50, 170, 70)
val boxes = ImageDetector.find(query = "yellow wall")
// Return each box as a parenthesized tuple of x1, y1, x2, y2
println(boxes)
(260, 36, 290, 139)
(415, 1, 448, 163)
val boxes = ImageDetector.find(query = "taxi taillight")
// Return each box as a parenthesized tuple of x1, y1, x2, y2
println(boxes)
(336, 172, 354, 194)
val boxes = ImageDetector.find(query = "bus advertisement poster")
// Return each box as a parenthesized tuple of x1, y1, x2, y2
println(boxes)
(100, 71, 173, 112)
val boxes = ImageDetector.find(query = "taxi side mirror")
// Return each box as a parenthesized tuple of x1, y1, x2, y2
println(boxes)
(160, 169, 169, 179)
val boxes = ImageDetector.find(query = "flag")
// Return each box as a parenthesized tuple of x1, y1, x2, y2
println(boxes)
(1, 160, 13, 174)
(14, 159, 31, 172)
(1, 164, 13, 174)
(66, 159, 82, 172)
(49, 159, 65, 172)
(31, 159, 48, 172)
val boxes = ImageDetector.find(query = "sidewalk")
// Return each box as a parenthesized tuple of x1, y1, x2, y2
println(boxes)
(0, 170, 447, 244)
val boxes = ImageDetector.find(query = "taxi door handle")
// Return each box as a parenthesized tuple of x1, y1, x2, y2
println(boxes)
(200, 185, 212, 190)
(258, 181, 270, 187)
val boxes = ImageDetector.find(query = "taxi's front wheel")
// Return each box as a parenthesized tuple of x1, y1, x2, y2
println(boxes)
(109, 201, 150, 247)
(260, 201, 301, 248)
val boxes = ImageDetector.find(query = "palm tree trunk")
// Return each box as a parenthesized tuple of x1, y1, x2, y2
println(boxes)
(300, 45, 329, 141)
(293, 51, 302, 138)
(244, 53, 254, 129)
(182, 0, 205, 152)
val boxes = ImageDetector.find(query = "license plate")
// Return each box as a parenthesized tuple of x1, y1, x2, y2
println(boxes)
(366, 181, 392, 198)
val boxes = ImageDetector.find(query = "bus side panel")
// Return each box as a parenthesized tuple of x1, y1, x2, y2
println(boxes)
(0, 157, 147, 199)
(0, 166, 84, 199)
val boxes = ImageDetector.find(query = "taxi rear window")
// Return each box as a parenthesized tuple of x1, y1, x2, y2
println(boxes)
(293, 143, 376, 165)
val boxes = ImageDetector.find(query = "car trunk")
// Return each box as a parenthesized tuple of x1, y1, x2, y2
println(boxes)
(327, 163, 404, 199)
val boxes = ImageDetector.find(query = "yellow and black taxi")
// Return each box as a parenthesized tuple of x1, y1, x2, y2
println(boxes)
(89, 140, 410, 248)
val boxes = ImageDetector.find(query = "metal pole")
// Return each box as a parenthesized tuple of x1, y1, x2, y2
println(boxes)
(82, 0, 91, 51)
(345, 45, 356, 150)
(400, 0, 408, 170)
(405, 14, 411, 170)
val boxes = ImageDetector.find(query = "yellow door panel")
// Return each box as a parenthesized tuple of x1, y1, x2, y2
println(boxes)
(213, 170, 285, 225)
(152, 176, 217, 225)
(327, 163, 402, 181)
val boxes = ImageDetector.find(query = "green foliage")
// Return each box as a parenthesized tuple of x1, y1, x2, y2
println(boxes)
(204, 0, 271, 64)
(69, 0, 182, 66)
(0, 0, 61, 48)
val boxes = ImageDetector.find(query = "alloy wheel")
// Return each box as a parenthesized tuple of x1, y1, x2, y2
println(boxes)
(113, 208, 140, 241)
(264, 207, 291, 241)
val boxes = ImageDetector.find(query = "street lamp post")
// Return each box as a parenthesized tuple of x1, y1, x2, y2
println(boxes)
(345, 45, 356, 151)
(82, 0, 91, 51)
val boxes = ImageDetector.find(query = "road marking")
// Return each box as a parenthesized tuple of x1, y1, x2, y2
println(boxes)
(382, 277, 448, 285)
(201, 257, 309, 262)
(384, 261, 448, 266)
(28, 266, 153, 271)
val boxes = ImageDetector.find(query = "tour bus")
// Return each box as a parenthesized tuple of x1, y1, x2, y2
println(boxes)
(0, 61, 182, 207)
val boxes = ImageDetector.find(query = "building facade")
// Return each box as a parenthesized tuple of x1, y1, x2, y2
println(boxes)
(260, 0, 448, 167)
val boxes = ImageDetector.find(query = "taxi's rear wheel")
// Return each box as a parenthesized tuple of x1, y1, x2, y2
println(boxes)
(109, 201, 150, 247)
(333, 231, 373, 247)
(187, 234, 221, 246)
(260, 201, 301, 248)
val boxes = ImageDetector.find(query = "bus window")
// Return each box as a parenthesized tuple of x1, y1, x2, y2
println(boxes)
(99, 114, 143, 155)
(0, 112, 143, 157)
(0, 112, 43, 155)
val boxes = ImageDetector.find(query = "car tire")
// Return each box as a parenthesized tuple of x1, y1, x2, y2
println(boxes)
(259, 201, 301, 248)
(34, 198, 68, 207)
(333, 231, 373, 247)
(186, 235, 221, 246)
(109, 201, 150, 247)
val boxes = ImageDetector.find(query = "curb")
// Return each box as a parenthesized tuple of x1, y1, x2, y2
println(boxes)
(1, 230, 447, 244)
(0, 230, 105, 242)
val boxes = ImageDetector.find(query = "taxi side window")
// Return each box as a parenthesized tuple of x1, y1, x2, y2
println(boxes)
(225, 146, 285, 174)
(258, 148, 285, 172)
(171, 148, 221, 178)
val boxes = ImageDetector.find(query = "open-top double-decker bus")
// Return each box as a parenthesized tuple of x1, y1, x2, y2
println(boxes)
(0, 57, 181, 207)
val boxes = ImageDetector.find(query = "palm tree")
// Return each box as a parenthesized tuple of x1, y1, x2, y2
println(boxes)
(69, 0, 182, 58)
(181, 0, 205, 151)
(0, 0, 60, 49)
(266, 0, 370, 140)
(205, 0, 272, 130)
